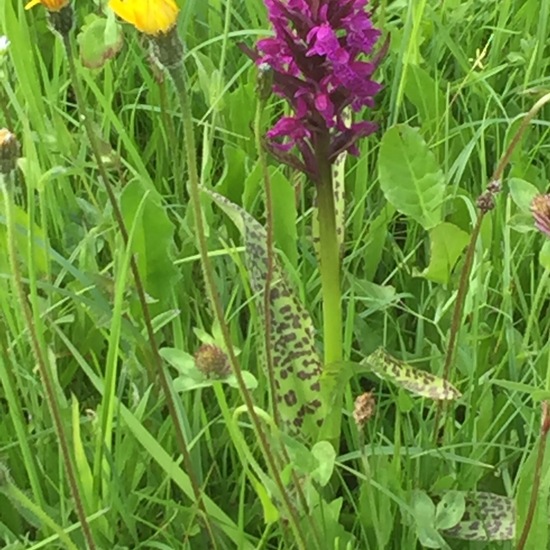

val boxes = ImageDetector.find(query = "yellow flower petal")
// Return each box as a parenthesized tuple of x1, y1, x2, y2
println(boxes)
(24, 0, 42, 9)
(25, 0, 70, 11)
(109, 0, 179, 36)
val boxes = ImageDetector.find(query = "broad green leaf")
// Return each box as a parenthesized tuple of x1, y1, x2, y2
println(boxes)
(439, 492, 515, 541)
(365, 348, 461, 401)
(508, 178, 539, 214)
(311, 441, 336, 487)
(120, 180, 179, 306)
(378, 124, 445, 229)
(515, 436, 550, 549)
(411, 491, 449, 549)
(77, 15, 123, 70)
(435, 491, 465, 531)
(421, 222, 469, 285)
(205, 189, 326, 438)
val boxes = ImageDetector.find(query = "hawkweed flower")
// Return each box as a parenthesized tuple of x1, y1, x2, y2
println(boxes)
(109, 0, 183, 67)
(0, 128, 20, 177)
(246, 0, 383, 180)
(25, 0, 74, 36)
(531, 194, 550, 237)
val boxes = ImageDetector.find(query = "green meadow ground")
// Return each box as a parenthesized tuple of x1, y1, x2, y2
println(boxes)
(1, 0, 550, 548)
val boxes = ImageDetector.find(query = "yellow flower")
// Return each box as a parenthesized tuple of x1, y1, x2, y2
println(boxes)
(109, 0, 179, 36)
(25, 0, 70, 11)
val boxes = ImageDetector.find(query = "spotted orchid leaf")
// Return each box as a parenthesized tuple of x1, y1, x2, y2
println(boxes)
(366, 348, 461, 401)
(436, 492, 515, 541)
(204, 189, 326, 438)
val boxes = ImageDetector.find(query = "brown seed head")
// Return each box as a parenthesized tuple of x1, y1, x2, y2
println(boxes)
(194, 344, 230, 379)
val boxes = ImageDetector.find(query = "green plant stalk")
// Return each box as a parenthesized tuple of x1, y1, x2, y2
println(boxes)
(168, 63, 309, 550)
(314, 135, 343, 443)
(59, 34, 217, 546)
(436, 92, 550, 442)
(1, 177, 96, 550)
(254, 95, 279, 426)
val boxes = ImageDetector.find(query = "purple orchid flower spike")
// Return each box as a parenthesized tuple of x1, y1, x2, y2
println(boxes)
(249, 0, 384, 181)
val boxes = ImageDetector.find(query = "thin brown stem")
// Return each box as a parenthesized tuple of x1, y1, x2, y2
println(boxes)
(517, 402, 550, 550)
(1, 178, 96, 550)
(60, 34, 217, 546)
(254, 93, 279, 427)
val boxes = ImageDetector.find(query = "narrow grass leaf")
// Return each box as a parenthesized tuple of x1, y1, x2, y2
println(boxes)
(365, 348, 461, 400)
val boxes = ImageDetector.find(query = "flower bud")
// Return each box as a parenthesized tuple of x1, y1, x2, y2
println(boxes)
(194, 344, 230, 379)
(0, 128, 20, 176)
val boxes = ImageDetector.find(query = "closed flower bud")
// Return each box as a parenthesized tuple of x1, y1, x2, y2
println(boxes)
(194, 344, 230, 379)
(0, 128, 20, 176)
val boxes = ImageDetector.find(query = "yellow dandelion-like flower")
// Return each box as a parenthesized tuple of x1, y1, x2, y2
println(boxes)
(109, 0, 179, 36)
(25, 0, 70, 11)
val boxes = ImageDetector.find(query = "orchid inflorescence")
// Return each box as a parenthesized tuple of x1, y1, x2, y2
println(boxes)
(250, 0, 384, 181)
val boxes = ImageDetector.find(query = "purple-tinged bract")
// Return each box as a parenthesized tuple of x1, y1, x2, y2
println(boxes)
(256, 0, 383, 178)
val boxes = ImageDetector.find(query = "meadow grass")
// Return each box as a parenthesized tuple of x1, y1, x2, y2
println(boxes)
(1, 0, 550, 548)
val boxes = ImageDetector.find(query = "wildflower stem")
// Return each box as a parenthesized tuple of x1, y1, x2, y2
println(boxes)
(168, 63, 310, 550)
(1, 176, 96, 550)
(315, 138, 343, 366)
(59, 34, 217, 546)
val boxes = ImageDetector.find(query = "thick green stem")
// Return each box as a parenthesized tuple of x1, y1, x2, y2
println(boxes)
(315, 137, 343, 368)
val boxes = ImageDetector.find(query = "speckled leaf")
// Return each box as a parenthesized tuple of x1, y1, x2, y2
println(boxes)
(436, 492, 515, 541)
(205, 189, 326, 437)
(366, 348, 461, 401)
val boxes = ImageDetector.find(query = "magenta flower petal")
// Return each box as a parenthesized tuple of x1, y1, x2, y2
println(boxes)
(254, 0, 383, 174)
